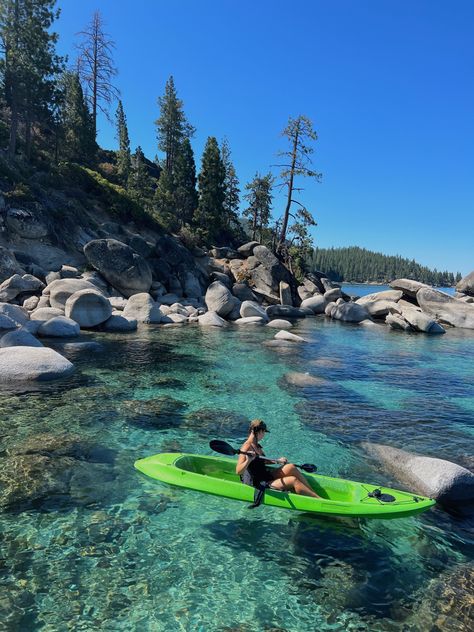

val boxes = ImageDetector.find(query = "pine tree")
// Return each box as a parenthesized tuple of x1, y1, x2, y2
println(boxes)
(221, 138, 240, 229)
(75, 10, 119, 138)
(173, 138, 198, 227)
(243, 172, 273, 241)
(128, 145, 152, 204)
(115, 99, 131, 185)
(276, 115, 321, 254)
(0, 0, 64, 161)
(60, 71, 96, 163)
(155, 75, 195, 175)
(194, 136, 226, 244)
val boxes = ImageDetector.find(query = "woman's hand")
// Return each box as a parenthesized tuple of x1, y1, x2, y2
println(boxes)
(246, 451, 257, 462)
(277, 457, 288, 465)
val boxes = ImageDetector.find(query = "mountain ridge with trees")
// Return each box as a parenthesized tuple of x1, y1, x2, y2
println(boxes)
(309, 246, 461, 286)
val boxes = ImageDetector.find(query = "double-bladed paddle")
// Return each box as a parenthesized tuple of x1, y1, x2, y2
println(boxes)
(209, 439, 317, 473)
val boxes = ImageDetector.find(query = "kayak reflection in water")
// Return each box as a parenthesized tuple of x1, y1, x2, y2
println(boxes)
(236, 419, 321, 498)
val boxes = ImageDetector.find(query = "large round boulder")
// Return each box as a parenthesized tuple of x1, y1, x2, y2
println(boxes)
(0, 273, 44, 301)
(0, 303, 29, 326)
(198, 311, 227, 327)
(0, 346, 74, 381)
(122, 293, 162, 323)
(30, 307, 64, 321)
(0, 328, 43, 348)
(65, 289, 112, 328)
(362, 443, 474, 504)
(240, 300, 268, 320)
(204, 281, 235, 317)
(329, 302, 369, 323)
(417, 287, 474, 329)
(84, 238, 152, 297)
(266, 305, 306, 319)
(389, 278, 430, 298)
(48, 278, 100, 309)
(37, 316, 80, 338)
(301, 295, 327, 314)
(456, 270, 474, 296)
(102, 313, 138, 332)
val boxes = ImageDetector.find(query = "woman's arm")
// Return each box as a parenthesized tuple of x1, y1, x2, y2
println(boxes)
(236, 450, 256, 475)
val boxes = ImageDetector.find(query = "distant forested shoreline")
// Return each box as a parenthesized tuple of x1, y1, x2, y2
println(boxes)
(309, 246, 461, 286)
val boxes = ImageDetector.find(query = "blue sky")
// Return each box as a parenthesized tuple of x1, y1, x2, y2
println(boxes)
(55, 1, 473, 275)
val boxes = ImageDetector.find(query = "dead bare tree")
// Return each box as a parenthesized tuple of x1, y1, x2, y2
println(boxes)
(75, 10, 119, 138)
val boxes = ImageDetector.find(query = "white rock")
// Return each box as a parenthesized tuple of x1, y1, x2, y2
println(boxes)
(38, 316, 80, 337)
(109, 296, 128, 311)
(31, 307, 64, 321)
(301, 295, 327, 314)
(122, 293, 162, 324)
(233, 317, 265, 325)
(48, 278, 101, 309)
(266, 319, 293, 329)
(0, 346, 74, 382)
(65, 289, 113, 328)
(23, 296, 40, 311)
(274, 330, 306, 342)
(102, 314, 138, 332)
(240, 300, 268, 320)
(198, 311, 227, 327)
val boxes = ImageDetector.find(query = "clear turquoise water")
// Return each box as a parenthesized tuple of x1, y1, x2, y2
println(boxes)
(1, 312, 473, 631)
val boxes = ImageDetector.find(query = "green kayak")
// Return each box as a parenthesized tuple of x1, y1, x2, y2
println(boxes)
(134, 453, 435, 519)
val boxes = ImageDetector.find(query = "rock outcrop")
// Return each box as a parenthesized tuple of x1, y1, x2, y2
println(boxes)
(84, 238, 152, 297)
(362, 443, 474, 504)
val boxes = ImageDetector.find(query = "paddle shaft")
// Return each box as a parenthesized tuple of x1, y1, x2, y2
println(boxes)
(237, 448, 311, 471)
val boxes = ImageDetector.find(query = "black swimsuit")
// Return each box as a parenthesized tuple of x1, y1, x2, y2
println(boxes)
(240, 444, 274, 488)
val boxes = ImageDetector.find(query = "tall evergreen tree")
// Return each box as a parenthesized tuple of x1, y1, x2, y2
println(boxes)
(173, 138, 198, 227)
(155, 75, 195, 175)
(0, 0, 64, 161)
(221, 137, 240, 229)
(276, 115, 321, 254)
(75, 10, 119, 138)
(194, 136, 226, 244)
(115, 99, 131, 185)
(243, 172, 273, 241)
(60, 71, 96, 163)
(128, 145, 152, 205)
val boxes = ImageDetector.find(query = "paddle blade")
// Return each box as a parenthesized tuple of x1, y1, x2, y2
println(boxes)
(209, 440, 238, 456)
(299, 463, 317, 473)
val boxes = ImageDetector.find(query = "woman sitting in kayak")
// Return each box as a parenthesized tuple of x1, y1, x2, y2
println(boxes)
(236, 419, 320, 498)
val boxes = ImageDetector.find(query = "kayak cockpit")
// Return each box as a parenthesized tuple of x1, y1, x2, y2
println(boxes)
(174, 454, 240, 483)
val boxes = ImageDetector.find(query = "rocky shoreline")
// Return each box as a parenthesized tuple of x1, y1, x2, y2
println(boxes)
(1, 220, 474, 382)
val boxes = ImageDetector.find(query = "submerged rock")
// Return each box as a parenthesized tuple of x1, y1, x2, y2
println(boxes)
(283, 372, 327, 387)
(411, 563, 474, 631)
(274, 330, 306, 342)
(362, 443, 474, 503)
